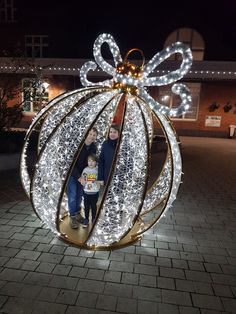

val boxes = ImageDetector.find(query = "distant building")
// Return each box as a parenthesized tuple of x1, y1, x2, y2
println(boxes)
(0, 1, 236, 138)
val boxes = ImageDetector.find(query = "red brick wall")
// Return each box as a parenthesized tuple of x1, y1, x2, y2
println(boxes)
(172, 82, 236, 136)
(4, 74, 236, 137)
(98, 83, 236, 137)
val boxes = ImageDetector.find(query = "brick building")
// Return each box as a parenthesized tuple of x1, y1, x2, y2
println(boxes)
(0, 1, 236, 138)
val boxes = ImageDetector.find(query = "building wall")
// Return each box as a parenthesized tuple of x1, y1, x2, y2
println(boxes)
(172, 81, 236, 137)
(17, 75, 80, 128)
(2, 70, 236, 138)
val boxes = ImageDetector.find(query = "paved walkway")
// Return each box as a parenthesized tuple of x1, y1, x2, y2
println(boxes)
(0, 137, 236, 314)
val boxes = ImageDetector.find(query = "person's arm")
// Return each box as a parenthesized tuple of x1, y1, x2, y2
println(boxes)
(97, 144, 105, 183)
(92, 143, 97, 154)
(79, 169, 86, 186)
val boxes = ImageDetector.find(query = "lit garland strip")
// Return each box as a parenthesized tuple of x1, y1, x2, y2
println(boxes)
(80, 32, 123, 87)
(1, 65, 236, 77)
(80, 61, 113, 87)
(20, 88, 89, 196)
(59, 94, 122, 219)
(141, 156, 171, 214)
(141, 92, 182, 218)
(137, 97, 153, 147)
(87, 96, 148, 246)
(136, 96, 172, 213)
(81, 33, 185, 241)
(31, 91, 116, 232)
(143, 42, 192, 85)
(38, 90, 93, 149)
(93, 94, 123, 154)
(93, 33, 122, 75)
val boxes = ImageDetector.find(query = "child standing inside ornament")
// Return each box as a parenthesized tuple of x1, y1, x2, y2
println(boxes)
(79, 154, 100, 227)
(67, 127, 98, 229)
(97, 124, 120, 186)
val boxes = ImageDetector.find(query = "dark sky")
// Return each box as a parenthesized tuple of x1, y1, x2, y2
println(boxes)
(21, 0, 236, 61)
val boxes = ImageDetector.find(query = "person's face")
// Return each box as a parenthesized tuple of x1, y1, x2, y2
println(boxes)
(109, 128, 119, 140)
(85, 130, 97, 145)
(88, 158, 97, 168)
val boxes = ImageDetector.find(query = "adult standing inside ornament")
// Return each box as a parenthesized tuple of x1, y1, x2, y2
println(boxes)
(67, 127, 98, 229)
(98, 124, 120, 186)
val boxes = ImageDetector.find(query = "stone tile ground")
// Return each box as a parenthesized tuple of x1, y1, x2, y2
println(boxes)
(0, 137, 235, 313)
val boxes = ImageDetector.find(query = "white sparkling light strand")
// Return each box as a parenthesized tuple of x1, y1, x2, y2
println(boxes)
(38, 90, 93, 150)
(131, 96, 153, 147)
(80, 61, 113, 87)
(60, 93, 122, 218)
(93, 94, 123, 154)
(93, 33, 122, 76)
(113, 43, 192, 91)
(139, 84, 192, 118)
(20, 141, 30, 195)
(87, 97, 148, 246)
(143, 42, 192, 86)
(113, 73, 143, 88)
(26, 89, 85, 137)
(137, 97, 173, 213)
(140, 93, 182, 223)
(80, 34, 192, 117)
(31, 91, 116, 232)
(169, 83, 192, 116)
(141, 156, 172, 214)
(20, 89, 86, 196)
(2, 65, 236, 77)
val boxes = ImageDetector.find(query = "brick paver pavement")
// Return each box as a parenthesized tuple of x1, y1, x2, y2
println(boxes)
(0, 136, 235, 313)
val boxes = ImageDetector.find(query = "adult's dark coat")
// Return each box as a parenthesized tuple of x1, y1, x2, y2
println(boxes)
(71, 143, 97, 178)
(98, 139, 117, 183)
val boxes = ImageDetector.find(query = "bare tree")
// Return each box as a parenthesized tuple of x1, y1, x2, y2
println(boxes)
(0, 53, 51, 131)
(0, 73, 23, 131)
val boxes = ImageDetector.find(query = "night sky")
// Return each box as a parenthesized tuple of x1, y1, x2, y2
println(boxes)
(20, 0, 236, 61)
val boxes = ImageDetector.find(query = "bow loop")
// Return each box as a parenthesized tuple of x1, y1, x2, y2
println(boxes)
(79, 33, 193, 116)
(80, 61, 112, 87)
(143, 42, 192, 86)
(93, 33, 122, 76)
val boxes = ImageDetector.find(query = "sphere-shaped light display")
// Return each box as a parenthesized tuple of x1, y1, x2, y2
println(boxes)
(20, 33, 192, 250)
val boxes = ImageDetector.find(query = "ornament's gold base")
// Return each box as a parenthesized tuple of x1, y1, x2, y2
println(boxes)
(59, 215, 143, 251)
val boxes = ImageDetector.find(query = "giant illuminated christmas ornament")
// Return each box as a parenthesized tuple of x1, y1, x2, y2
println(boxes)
(20, 33, 192, 250)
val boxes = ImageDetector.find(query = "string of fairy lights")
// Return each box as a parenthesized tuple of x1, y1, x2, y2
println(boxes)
(1, 65, 236, 76)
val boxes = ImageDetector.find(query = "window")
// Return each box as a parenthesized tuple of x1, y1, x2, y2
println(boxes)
(164, 28, 205, 61)
(25, 35, 48, 58)
(22, 79, 49, 114)
(0, 0, 17, 22)
(158, 83, 200, 121)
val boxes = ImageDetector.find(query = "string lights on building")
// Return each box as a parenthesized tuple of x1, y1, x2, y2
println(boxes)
(1, 66, 236, 77)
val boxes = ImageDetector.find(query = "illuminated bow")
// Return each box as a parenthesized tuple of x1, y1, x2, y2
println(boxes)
(80, 33, 193, 116)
